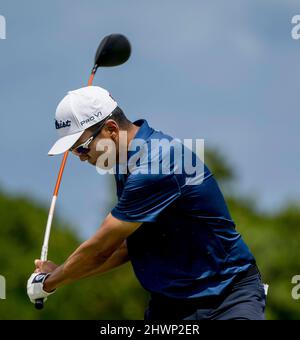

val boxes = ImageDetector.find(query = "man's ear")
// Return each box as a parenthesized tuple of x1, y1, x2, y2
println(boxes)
(105, 120, 119, 140)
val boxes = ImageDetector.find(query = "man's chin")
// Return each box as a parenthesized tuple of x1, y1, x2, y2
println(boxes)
(88, 159, 97, 166)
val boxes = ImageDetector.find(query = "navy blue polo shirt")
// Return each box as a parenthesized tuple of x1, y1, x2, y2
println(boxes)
(111, 120, 255, 299)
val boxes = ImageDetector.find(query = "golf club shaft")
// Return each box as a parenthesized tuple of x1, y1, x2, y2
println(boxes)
(40, 151, 69, 261)
(40, 70, 96, 262)
(35, 70, 97, 310)
(88, 66, 97, 86)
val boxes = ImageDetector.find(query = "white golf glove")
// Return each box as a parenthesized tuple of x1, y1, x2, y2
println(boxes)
(27, 273, 55, 304)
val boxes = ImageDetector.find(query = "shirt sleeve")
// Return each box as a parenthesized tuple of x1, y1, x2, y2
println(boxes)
(111, 173, 181, 223)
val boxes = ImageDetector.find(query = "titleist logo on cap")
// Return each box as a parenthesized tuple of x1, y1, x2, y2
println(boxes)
(55, 120, 71, 129)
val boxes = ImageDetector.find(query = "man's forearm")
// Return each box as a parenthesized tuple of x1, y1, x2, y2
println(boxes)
(44, 242, 129, 291)
(79, 241, 129, 279)
(43, 234, 125, 291)
(41, 213, 141, 293)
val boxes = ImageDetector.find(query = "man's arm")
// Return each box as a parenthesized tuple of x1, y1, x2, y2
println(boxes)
(36, 241, 129, 278)
(39, 214, 141, 292)
(80, 240, 130, 278)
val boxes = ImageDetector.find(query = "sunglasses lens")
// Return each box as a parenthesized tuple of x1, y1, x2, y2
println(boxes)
(74, 146, 89, 155)
(71, 134, 96, 155)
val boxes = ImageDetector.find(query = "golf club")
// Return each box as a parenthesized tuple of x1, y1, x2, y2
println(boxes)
(34, 34, 131, 310)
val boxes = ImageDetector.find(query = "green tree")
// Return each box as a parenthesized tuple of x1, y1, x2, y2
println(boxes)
(0, 192, 147, 320)
(206, 150, 300, 320)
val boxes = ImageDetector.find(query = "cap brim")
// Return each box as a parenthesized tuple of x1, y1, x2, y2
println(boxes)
(48, 131, 84, 156)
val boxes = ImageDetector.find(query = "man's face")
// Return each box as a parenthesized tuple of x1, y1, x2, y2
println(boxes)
(70, 120, 121, 167)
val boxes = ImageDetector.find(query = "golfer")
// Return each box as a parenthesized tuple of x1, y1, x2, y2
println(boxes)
(27, 86, 266, 320)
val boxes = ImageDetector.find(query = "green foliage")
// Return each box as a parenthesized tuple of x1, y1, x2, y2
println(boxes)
(207, 152, 300, 321)
(0, 192, 147, 320)
(205, 148, 236, 183)
(227, 200, 300, 320)
(0, 148, 299, 319)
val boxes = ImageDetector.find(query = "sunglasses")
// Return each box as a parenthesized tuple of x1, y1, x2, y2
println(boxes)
(70, 114, 112, 155)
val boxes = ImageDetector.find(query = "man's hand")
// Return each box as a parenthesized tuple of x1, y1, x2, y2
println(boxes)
(27, 272, 55, 304)
(34, 259, 58, 274)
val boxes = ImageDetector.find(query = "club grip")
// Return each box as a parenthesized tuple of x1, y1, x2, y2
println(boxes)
(35, 298, 44, 310)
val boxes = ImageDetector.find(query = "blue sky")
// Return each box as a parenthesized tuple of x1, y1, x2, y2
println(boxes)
(0, 0, 299, 238)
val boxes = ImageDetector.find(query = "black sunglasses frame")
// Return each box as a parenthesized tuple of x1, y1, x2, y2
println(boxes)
(70, 113, 113, 155)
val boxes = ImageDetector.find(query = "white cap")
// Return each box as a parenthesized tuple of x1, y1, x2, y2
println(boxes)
(48, 86, 118, 155)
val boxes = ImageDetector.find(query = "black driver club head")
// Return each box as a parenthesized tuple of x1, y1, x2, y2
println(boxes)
(94, 34, 131, 68)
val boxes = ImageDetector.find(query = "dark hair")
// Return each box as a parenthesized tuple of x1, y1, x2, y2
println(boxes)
(109, 106, 131, 128)
(91, 106, 131, 131)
